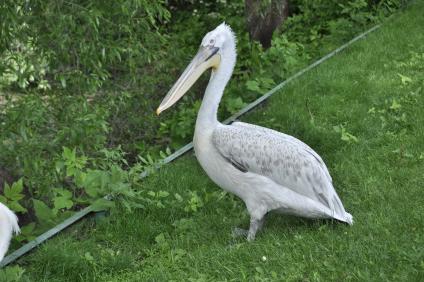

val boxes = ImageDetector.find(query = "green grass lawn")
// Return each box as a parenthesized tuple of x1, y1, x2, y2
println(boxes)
(8, 1, 424, 281)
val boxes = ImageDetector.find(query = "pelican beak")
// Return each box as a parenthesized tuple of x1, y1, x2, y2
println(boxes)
(156, 46, 221, 115)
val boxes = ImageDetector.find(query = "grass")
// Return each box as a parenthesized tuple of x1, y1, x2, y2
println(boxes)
(7, 1, 424, 281)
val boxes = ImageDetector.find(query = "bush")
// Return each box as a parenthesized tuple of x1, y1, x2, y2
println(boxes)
(0, 0, 170, 91)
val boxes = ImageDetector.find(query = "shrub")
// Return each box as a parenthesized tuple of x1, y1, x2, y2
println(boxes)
(0, 0, 170, 92)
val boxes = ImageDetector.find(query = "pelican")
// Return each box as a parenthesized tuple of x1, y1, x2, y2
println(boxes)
(0, 202, 20, 261)
(157, 23, 353, 241)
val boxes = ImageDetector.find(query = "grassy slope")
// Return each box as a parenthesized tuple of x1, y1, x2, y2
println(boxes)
(16, 2, 424, 281)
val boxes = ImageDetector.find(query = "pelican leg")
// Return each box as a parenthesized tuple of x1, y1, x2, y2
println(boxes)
(247, 216, 265, 241)
(231, 216, 265, 241)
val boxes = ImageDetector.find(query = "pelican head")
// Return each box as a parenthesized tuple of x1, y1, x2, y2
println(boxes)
(156, 23, 236, 115)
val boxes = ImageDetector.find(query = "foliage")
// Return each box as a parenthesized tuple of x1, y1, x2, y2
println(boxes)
(0, 37, 50, 90)
(0, 0, 170, 91)
(0, 265, 27, 282)
(333, 124, 359, 143)
(158, 100, 201, 146)
(0, 179, 26, 213)
(284, 0, 407, 50)
(0, 94, 109, 200)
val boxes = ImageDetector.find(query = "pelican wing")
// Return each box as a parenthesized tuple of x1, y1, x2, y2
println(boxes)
(212, 123, 346, 215)
(232, 121, 332, 182)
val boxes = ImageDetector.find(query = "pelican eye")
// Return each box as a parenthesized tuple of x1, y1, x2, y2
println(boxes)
(209, 39, 215, 45)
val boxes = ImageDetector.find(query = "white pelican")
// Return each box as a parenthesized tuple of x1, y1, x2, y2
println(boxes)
(157, 23, 353, 241)
(0, 202, 20, 261)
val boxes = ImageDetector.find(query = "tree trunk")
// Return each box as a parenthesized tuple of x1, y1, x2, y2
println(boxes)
(245, 0, 289, 49)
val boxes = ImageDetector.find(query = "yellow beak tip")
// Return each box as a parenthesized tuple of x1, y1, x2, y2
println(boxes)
(156, 108, 161, 116)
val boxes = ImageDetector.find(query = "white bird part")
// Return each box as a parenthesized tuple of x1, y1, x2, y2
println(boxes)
(157, 23, 353, 241)
(0, 202, 20, 261)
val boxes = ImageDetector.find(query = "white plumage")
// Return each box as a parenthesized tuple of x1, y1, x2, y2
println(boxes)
(0, 202, 20, 261)
(158, 23, 352, 240)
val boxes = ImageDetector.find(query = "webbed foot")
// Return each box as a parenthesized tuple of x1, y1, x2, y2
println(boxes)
(232, 227, 249, 238)
(247, 217, 265, 241)
(232, 217, 265, 241)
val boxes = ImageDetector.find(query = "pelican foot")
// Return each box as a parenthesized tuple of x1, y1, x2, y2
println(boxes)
(246, 217, 265, 241)
(231, 217, 265, 241)
(232, 227, 249, 238)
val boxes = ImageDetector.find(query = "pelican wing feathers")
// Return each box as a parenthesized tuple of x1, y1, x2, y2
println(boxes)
(212, 122, 352, 223)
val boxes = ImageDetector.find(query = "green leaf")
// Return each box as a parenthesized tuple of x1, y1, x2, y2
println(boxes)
(174, 193, 183, 202)
(82, 170, 107, 197)
(0, 195, 7, 203)
(110, 165, 125, 184)
(9, 201, 27, 213)
(155, 233, 166, 244)
(60, 77, 67, 88)
(56, 189, 72, 198)
(33, 199, 56, 224)
(55, 160, 65, 174)
(341, 130, 359, 143)
(390, 99, 401, 111)
(157, 191, 169, 198)
(3, 183, 12, 199)
(397, 73, 412, 85)
(84, 252, 94, 262)
(404, 152, 414, 158)
(54, 196, 74, 210)
(246, 80, 261, 92)
(3, 179, 25, 203)
(334, 124, 358, 143)
(16, 222, 36, 242)
(91, 198, 115, 212)
(333, 125, 341, 133)
(20, 223, 36, 235)
(74, 171, 87, 188)
(62, 147, 75, 161)
(11, 179, 24, 194)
